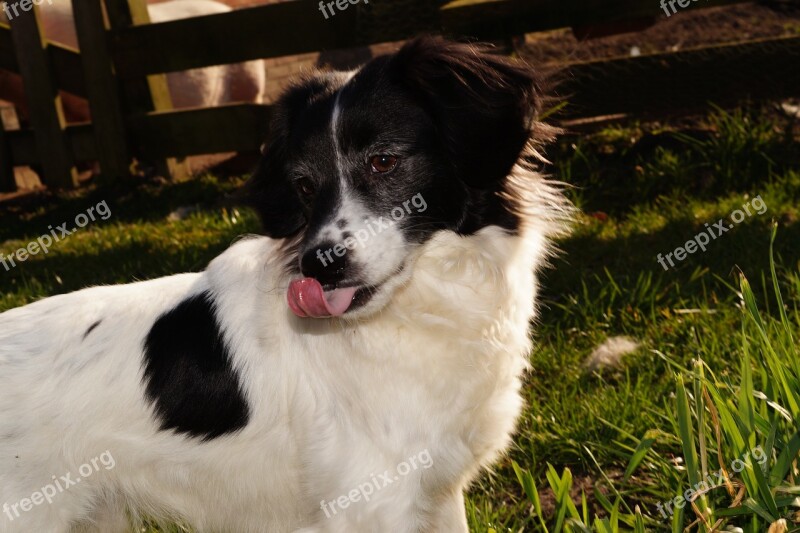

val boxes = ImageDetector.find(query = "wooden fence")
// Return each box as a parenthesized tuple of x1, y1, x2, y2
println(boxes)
(0, 0, 798, 191)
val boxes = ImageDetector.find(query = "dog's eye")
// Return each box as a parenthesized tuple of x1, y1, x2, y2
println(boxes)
(296, 177, 315, 197)
(370, 155, 398, 174)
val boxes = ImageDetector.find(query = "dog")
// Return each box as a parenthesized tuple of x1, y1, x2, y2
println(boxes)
(0, 37, 571, 532)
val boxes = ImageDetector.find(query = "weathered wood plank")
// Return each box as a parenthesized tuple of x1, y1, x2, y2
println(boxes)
(8, 4, 78, 188)
(0, 116, 14, 192)
(7, 103, 269, 165)
(110, 0, 369, 78)
(560, 35, 800, 119)
(50, 42, 88, 97)
(0, 22, 16, 72)
(4, 130, 36, 166)
(8, 103, 268, 164)
(6, 124, 95, 166)
(440, 0, 753, 40)
(128, 104, 272, 159)
(72, 0, 131, 182)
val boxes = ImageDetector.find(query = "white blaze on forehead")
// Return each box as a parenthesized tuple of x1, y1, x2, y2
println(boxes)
(313, 71, 407, 287)
(331, 91, 346, 181)
(329, 71, 356, 182)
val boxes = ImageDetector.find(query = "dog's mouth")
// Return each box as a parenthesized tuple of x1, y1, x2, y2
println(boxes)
(286, 278, 375, 318)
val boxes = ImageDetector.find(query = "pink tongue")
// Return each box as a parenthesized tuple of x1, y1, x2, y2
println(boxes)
(287, 278, 358, 318)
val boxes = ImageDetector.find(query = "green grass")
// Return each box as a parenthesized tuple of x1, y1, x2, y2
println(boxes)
(1, 105, 798, 532)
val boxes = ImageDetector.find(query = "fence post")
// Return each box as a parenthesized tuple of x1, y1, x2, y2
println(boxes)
(103, 0, 189, 180)
(72, 0, 131, 184)
(0, 117, 14, 192)
(8, 3, 79, 188)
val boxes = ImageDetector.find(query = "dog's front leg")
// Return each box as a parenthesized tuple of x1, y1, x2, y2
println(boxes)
(427, 488, 469, 533)
(294, 498, 429, 533)
(294, 513, 421, 533)
(296, 489, 468, 533)
(70, 501, 130, 533)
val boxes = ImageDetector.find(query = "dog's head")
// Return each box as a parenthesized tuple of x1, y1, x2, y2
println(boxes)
(243, 37, 548, 319)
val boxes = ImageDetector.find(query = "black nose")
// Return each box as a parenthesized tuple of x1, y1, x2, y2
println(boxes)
(300, 242, 348, 286)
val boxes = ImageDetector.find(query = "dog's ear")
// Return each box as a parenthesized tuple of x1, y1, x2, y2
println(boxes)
(239, 131, 306, 238)
(239, 76, 340, 238)
(392, 36, 544, 188)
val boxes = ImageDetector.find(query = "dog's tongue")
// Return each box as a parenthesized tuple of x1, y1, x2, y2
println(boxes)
(287, 278, 357, 318)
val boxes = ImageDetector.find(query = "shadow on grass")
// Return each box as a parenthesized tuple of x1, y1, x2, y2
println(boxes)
(539, 216, 800, 327)
(0, 232, 241, 308)
(546, 107, 800, 216)
(0, 175, 248, 244)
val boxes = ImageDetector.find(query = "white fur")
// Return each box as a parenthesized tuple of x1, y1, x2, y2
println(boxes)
(0, 0, 265, 122)
(330, 89, 346, 181)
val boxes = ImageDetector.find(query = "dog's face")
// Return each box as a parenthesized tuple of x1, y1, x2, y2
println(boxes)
(243, 37, 545, 319)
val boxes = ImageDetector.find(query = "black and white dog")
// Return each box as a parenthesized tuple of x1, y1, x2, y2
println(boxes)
(0, 37, 570, 532)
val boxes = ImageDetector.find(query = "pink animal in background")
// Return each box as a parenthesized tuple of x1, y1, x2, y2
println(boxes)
(0, 0, 266, 123)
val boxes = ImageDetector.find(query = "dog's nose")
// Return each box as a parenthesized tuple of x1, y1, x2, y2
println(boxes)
(300, 242, 348, 286)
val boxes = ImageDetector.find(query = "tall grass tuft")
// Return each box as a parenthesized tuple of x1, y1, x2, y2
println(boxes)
(511, 225, 799, 532)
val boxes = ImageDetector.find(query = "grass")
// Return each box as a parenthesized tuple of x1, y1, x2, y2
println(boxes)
(1, 104, 798, 531)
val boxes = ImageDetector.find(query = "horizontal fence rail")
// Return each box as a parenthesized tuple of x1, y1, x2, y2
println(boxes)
(111, 1, 367, 77)
(5, 104, 271, 164)
(559, 35, 800, 119)
(127, 104, 272, 159)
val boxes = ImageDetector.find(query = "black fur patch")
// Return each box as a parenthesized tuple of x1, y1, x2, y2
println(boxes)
(83, 320, 102, 340)
(142, 292, 250, 440)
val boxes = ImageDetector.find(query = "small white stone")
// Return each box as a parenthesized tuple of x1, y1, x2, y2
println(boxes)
(583, 336, 641, 372)
(167, 205, 200, 222)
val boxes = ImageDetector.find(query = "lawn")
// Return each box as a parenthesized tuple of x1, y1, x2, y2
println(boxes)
(1, 104, 798, 532)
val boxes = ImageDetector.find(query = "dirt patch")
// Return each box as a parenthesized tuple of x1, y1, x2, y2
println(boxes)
(520, 2, 800, 66)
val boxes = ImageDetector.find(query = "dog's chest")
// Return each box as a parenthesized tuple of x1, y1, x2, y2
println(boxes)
(291, 269, 535, 486)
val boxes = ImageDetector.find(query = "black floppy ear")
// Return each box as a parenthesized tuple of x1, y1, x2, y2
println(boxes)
(392, 36, 544, 188)
(239, 133, 306, 238)
(239, 74, 348, 237)
(239, 76, 338, 238)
